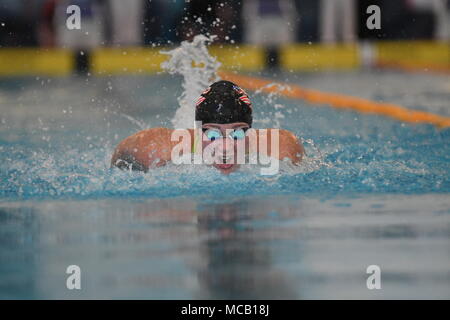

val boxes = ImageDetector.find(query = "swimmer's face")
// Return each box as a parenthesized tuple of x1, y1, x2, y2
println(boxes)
(201, 122, 249, 174)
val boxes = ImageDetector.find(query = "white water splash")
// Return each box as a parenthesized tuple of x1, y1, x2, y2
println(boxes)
(161, 35, 221, 129)
(117, 113, 147, 130)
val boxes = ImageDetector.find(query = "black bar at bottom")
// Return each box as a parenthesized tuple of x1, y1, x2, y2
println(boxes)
(0, 300, 441, 319)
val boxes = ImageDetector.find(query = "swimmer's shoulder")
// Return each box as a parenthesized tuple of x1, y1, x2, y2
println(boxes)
(110, 128, 172, 171)
(111, 128, 196, 171)
(278, 129, 305, 164)
(257, 128, 304, 164)
(115, 127, 195, 147)
(124, 127, 173, 143)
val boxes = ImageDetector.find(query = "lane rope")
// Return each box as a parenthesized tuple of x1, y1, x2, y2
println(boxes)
(219, 71, 450, 129)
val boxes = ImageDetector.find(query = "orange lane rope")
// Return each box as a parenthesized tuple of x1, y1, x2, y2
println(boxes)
(219, 71, 450, 129)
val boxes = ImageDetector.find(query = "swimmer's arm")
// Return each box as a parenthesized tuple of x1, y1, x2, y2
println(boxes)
(111, 128, 177, 172)
(275, 129, 305, 164)
(257, 129, 304, 165)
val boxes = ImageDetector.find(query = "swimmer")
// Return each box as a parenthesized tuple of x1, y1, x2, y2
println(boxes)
(111, 80, 305, 174)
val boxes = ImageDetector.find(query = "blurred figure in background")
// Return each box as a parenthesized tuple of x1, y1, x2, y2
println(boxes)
(243, 0, 297, 46)
(211, 1, 243, 43)
(39, 0, 146, 48)
(179, 0, 242, 43)
(0, 0, 40, 46)
(109, 0, 142, 46)
(1, 0, 447, 48)
(409, 0, 449, 40)
(156, 0, 186, 44)
(320, 0, 356, 43)
(294, 0, 320, 43)
(366, 0, 449, 40)
(39, 0, 108, 48)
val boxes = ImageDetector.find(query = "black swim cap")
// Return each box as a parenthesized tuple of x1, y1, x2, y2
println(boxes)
(195, 80, 253, 127)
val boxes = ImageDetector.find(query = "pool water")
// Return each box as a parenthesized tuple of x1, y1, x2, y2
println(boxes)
(0, 69, 449, 299)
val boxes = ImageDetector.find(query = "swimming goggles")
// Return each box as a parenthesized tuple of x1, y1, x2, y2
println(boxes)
(202, 128, 248, 141)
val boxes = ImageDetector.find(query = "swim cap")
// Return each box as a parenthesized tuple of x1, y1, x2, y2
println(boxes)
(195, 80, 253, 127)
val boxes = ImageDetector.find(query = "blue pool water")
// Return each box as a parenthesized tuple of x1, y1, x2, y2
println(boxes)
(0, 70, 449, 299)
